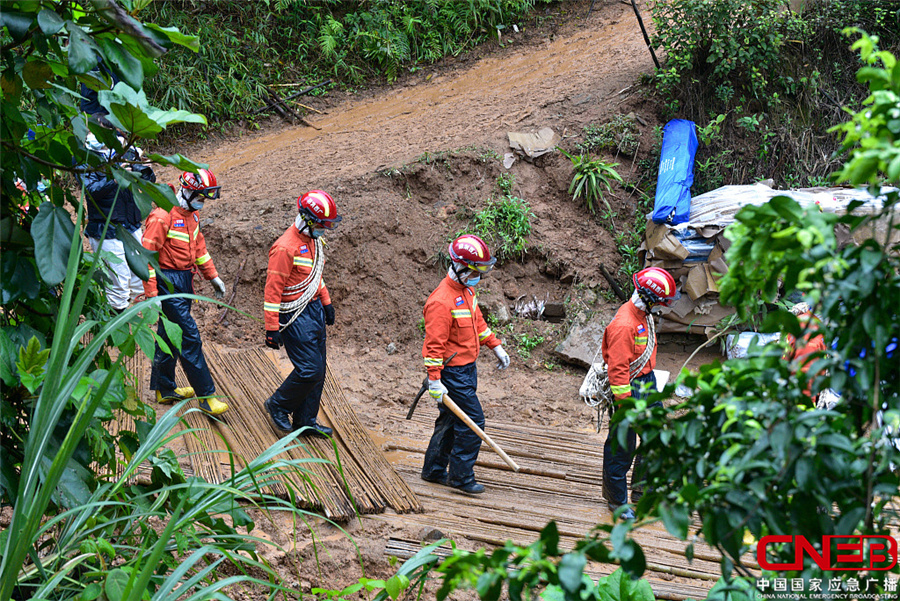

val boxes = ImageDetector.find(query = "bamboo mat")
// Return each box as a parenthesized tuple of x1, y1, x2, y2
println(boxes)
(377, 411, 760, 600)
(119, 344, 420, 520)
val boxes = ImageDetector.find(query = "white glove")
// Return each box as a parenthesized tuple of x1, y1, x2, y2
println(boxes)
(211, 276, 226, 300)
(428, 379, 448, 402)
(493, 345, 510, 370)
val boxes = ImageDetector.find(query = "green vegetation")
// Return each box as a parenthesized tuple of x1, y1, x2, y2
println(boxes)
(559, 149, 624, 218)
(515, 330, 545, 359)
(457, 174, 533, 261)
(577, 115, 641, 157)
(143, 0, 553, 125)
(628, 30, 900, 592)
(0, 3, 346, 598)
(646, 0, 900, 190)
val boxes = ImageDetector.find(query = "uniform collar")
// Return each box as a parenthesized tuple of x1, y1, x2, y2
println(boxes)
(627, 299, 648, 320)
(445, 275, 469, 293)
(172, 205, 194, 219)
(291, 225, 315, 245)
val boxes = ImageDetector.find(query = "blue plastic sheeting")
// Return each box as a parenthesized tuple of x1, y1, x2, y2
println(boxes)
(652, 119, 698, 224)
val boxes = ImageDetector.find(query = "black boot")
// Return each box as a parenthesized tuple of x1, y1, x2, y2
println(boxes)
(295, 419, 332, 438)
(264, 397, 292, 434)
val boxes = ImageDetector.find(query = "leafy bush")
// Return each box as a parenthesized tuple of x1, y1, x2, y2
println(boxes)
(648, 0, 807, 99)
(578, 115, 641, 157)
(559, 149, 624, 217)
(466, 194, 533, 260)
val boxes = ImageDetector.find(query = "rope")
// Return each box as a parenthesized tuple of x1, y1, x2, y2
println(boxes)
(580, 316, 656, 431)
(278, 238, 325, 332)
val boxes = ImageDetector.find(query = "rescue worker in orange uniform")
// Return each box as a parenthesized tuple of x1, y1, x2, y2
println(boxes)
(142, 169, 228, 415)
(783, 302, 827, 402)
(262, 190, 341, 437)
(421, 235, 510, 494)
(601, 267, 677, 520)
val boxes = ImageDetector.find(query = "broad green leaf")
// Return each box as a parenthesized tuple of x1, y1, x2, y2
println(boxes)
(159, 312, 183, 354)
(31, 201, 75, 286)
(144, 23, 200, 52)
(37, 9, 65, 34)
(540, 520, 560, 556)
(23, 61, 54, 89)
(50, 455, 93, 509)
(114, 223, 157, 281)
(17, 336, 49, 375)
(1, 11, 34, 42)
(66, 23, 100, 74)
(81, 583, 102, 601)
(0, 330, 17, 387)
(385, 574, 409, 600)
(131, 178, 176, 214)
(558, 552, 587, 593)
(658, 502, 689, 539)
(146, 153, 208, 171)
(97, 36, 144, 90)
(0, 217, 34, 248)
(105, 568, 130, 601)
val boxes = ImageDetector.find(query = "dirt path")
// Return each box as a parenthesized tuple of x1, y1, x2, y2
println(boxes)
(188, 1, 654, 191)
(155, 2, 727, 597)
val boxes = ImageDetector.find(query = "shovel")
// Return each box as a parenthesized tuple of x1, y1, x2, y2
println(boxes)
(407, 352, 457, 420)
(441, 394, 520, 473)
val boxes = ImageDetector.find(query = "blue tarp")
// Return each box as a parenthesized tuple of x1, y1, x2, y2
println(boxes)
(652, 119, 698, 224)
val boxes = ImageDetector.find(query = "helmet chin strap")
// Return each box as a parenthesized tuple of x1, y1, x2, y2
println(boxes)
(631, 290, 651, 313)
(176, 188, 192, 211)
(449, 262, 475, 284)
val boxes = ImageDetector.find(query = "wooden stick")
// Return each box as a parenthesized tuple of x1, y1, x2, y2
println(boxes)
(630, 0, 661, 69)
(251, 80, 332, 115)
(217, 258, 246, 324)
(293, 101, 323, 114)
(441, 395, 520, 472)
(599, 264, 627, 301)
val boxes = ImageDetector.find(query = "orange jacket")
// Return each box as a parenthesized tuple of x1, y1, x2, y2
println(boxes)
(142, 206, 218, 297)
(264, 225, 330, 331)
(602, 300, 656, 400)
(422, 276, 501, 380)
(784, 311, 827, 398)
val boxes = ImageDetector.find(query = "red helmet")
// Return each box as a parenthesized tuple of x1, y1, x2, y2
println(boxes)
(633, 267, 677, 306)
(179, 168, 220, 199)
(298, 190, 342, 229)
(448, 235, 496, 273)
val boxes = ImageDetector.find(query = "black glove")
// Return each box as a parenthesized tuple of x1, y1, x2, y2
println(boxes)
(265, 330, 281, 350)
(323, 303, 335, 326)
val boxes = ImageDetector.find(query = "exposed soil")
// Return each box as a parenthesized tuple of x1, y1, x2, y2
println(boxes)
(150, 0, 723, 595)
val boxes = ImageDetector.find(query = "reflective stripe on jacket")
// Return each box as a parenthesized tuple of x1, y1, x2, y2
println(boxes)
(601, 300, 656, 400)
(422, 276, 500, 380)
(263, 225, 330, 331)
(141, 206, 218, 297)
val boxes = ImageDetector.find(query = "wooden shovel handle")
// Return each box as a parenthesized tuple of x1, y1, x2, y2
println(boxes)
(441, 394, 520, 472)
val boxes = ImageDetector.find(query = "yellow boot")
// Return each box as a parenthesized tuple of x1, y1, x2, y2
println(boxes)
(156, 387, 196, 405)
(199, 397, 229, 416)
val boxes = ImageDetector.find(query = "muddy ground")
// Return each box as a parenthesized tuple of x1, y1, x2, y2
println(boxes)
(151, 0, 726, 596)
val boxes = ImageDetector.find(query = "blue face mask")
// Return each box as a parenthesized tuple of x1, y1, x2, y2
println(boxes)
(310, 228, 326, 238)
(465, 275, 481, 287)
